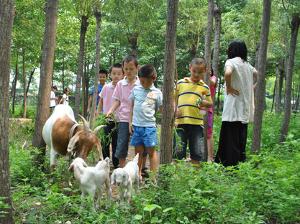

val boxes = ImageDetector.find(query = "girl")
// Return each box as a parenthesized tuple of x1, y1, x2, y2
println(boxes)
(215, 40, 257, 166)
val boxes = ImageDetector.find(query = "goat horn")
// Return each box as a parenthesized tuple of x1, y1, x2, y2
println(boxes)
(78, 114, 90, 129)
(93, 125, 106, 134)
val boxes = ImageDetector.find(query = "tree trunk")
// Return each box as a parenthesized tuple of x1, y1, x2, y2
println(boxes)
(251, 0, 272, 153)
(203, 0, 214, 161)
(128, 32, 138, 57)
(0, 0, 15, 223)
(74, 15, 89, 118)
(32, 0, 59, 166)
(295, 85, 300, 111)
(280, 14, 300, 142)
(22, 49, 27, 118)
(90, 10, 101, 127)
(62, 51, 65, 91)
(12, 50, 18, 115)
(160, 0, 178, 164)
(274, 59, 284, 113)
(25, 68, 35, 97)
(82, 60, 87, 117)
(212, 2, 221, 104)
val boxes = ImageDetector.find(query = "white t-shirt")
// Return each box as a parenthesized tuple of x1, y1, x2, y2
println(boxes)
(62, 94, 69, 105)
(50, 91, 56, 107)
(222, 57, 255, 123)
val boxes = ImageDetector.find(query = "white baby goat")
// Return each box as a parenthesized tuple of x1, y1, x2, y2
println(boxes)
(69, 157, 111, 209)
(111, 153, 140, 202)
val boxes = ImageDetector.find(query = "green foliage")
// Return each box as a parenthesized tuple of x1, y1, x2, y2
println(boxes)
(9, 114, 300, 223)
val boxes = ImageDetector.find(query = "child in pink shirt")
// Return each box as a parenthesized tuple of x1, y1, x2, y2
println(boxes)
(107, 56, 140, 167)
(97, 63, 124, 168)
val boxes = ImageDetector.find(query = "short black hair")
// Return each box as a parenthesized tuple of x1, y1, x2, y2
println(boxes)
(109, 63, 122, 73)
(52, 85, 57, 90)
(99, 69, 108, 75)
(227, 40, 248, 61)
(138, 64, 156, 78)
(122, 55, 138, 67)
(190, 58, 206, 66)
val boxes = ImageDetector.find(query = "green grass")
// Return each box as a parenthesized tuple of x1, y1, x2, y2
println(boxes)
(9, 113, 300, 223)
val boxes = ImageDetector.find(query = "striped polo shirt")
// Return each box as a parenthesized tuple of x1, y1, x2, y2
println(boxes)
(175, 77, 212, 125)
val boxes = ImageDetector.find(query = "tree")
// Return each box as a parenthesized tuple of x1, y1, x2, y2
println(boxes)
(204, 0, 214, 82)
(280, 13, 300, 142)
(160, 0, 179, 164)
(32, 0, 59, 165)
(0, 0, 15, 223)
(251, 0, 272, 153)
(89, 2, 103, 127)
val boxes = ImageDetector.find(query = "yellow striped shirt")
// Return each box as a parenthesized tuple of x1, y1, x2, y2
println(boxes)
(175, 77, 212, 125)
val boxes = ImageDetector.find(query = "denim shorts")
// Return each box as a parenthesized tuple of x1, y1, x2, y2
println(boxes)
(173, 124, 204, 161)
(130, 126, 157, 148)
(115, 122, 130, 159)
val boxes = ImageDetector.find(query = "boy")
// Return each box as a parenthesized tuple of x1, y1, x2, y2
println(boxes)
(174, 58, 213, 164)
(107, 55, 140, 168)
(88, 69, 108, 113)
(129, 64, 162, 179)
(97, 63, 124, 168)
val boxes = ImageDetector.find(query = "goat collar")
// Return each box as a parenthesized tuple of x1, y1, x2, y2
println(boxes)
(69, 123, 80, 140)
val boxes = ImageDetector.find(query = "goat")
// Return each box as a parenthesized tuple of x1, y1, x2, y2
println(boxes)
(42, 104, 104, 170)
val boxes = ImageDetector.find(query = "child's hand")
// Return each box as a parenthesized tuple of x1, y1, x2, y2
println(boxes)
(106, 111, 113, 118)
(227, 87, 239, 96)
(129, 124, 133, 135)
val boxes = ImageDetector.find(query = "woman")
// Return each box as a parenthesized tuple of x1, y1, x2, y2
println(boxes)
(59, 88, 70, 105)
(215, 40, 257, 166)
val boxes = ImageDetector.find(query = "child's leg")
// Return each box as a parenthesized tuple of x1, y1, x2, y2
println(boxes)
(207, 111, 214, 161)
(102, 123, 113, 159)
(146, 148, 159, 174)
(188, 125, 204, 165)
(115, 122, 130, 168)
(135, 145, 145, 177)
(111, 122, 119, 168)
(174, 125, 188, 160)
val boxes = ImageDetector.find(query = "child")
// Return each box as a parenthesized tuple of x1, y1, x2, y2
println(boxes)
(59, 88, 70, 105)
(97, 63, 124, 168)
(107, 55, 140, 168)
(88, 69, 108, 113)
(207, 68, 217, 162)
(50, 85, 58, 112)
(215, 40, 257, 166)
(129, 64, 162, 179)
(174, 58, 213, 164)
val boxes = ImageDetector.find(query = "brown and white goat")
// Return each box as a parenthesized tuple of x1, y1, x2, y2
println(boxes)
(42, 104, 104, 170)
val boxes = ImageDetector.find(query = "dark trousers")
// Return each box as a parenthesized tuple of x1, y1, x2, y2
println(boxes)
(173, 124, 205, 162)
(102, 121, 119, 168)
(215, 121, 248, 166)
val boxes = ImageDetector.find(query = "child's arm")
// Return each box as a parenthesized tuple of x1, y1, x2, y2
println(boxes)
(97, 97, 103, 115)
(224, 65, 239, 96)
(106, 99, 120, 117)
(129, 101, 134, 134)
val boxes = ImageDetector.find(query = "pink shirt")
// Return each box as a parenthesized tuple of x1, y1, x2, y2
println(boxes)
(99, 82, 116, 115)
(112, 77, 140, 123)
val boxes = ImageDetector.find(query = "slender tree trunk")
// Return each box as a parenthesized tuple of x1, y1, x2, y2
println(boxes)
(90, 10, 101, 127)
(12, 50, 18, 114)
(280, 14, 300, 142)
(62, 51, 65, 91)
(216, 77, 222, 115)
(0, 0, 15, 223)
(82, 61, 87, 117)
(128, 32, 138, 57)
(295, 85, 300, 111)
(203, 0, 214, 161)
(32, 0, 59, 166)
(160, 0, 178, 164)
(25, 68, 35, 97)
(251, 0, 272, 153)
(22, 49, 27, 118)
(271, 75, 276, 112)
(74, 15, 89, 118)
(275, 60, 283, 113)
(212, 2, 221, 104)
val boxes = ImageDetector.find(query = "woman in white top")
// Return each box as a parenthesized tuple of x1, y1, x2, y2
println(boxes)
(59, 87, 70, 105)
(215, 40, 257, 166)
